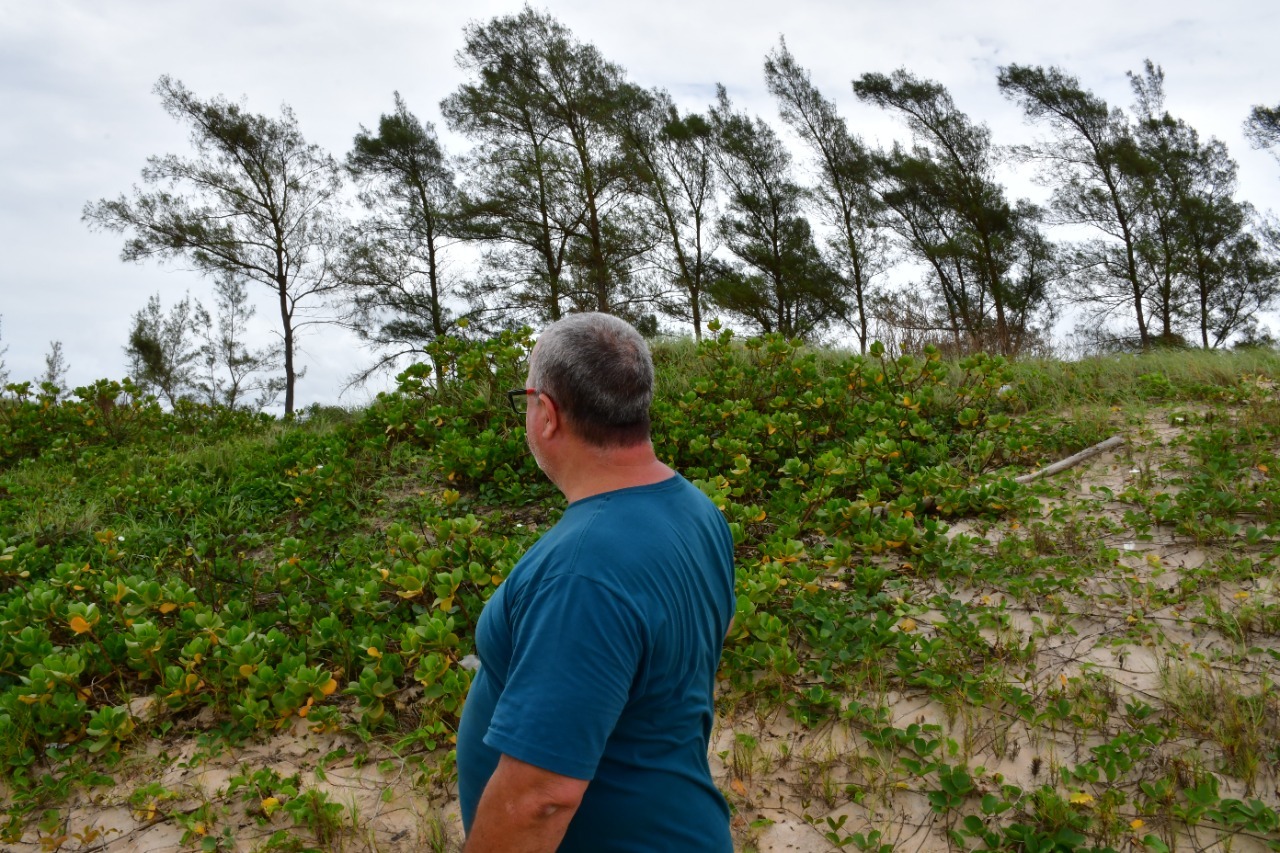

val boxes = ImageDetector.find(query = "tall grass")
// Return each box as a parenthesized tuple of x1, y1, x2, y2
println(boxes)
(1009, 348, 1280, 411)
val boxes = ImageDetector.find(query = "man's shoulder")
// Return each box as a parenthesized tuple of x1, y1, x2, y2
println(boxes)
(572, 476, 724, 534)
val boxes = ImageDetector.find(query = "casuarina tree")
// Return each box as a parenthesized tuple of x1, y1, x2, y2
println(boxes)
(707, 85, 845, 340)
(616, 89, 719, 339)
(998, 64, 1153, 348)
(344, 93, 469, 382)
(442, 8, 654, 324)
(84, 76, 344, 414)
(855, 69, 1054, 356)
(766, 39, 888, 353)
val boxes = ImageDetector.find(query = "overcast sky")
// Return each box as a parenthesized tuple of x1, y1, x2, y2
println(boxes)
(3, 0, 1278, 410)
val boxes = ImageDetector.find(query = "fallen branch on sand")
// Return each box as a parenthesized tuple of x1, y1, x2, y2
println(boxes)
(1013, 435, 1126, 484)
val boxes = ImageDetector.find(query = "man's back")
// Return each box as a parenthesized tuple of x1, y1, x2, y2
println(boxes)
(458, 474, 735, 851)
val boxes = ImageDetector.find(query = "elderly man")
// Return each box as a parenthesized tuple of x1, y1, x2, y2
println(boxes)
(457, 313, 736, 852)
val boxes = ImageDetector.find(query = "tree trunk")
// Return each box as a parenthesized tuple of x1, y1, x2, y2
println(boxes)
(278, 276, 294, 416)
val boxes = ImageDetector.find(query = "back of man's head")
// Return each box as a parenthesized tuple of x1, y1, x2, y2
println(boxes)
(529, 313, 654, 448)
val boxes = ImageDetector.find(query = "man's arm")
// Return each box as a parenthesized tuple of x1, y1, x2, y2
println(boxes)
(464, 754, 589, 853)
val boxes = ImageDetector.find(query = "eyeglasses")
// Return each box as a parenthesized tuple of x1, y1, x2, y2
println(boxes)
(506, 388, 536, 413)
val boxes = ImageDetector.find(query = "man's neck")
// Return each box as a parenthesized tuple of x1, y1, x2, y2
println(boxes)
(556, 442, 674, 504)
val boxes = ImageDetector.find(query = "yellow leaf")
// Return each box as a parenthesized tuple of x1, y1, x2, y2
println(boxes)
(320, 677, 338, 696)
(379, 568, 389, 580)
(367, 647, 382, 659)
(1234, 591, 1250, 600)
(261, 797, 280, 816)
(69, 615, 92, 635)
(1070, 792, 1094, 806)
(192, 821, 206, 836)
(729, 778, 747, 796)
(239, 664, 256, 678)
(1130, 819, 1145, 830)
(158, 602, 177, 614)
(899, 618, 917, 633)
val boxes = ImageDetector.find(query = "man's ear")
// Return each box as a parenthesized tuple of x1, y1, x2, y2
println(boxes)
(537, 393, 560, 439)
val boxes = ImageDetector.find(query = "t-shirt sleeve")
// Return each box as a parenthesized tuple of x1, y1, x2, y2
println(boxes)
(482, 572, 643, 781)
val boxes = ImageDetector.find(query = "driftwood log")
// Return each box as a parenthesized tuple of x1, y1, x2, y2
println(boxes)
(1013, 435, 1126, 485)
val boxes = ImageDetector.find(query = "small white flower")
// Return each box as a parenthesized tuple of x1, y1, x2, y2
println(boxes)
(118, 536, 125, 542)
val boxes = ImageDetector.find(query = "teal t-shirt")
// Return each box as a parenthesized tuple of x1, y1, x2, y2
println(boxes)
(457, 474, 735, 852)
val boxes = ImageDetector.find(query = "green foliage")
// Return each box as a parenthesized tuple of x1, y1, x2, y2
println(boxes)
(3, 332, 1279, 851)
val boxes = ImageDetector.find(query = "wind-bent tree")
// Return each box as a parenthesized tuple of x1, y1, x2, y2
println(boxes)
(855, 70, 1053, 355)
(125, 293, 201, 407)
(1197, 231, 1279, 348)
(442, 8, 653, 324)
(617, 90, 719, 339)
(193, 275, 284, 410)
(84, 76, 343, 414)
(345, 93, 467, 381)
(765, 39, 887, 353)
(1125, 63, 1277, 347)
(998, 64, 1152, 348)
(1245, 103, 1280, 157)
(707, 86, 844, 340)
(1126, 63, 1190, 343)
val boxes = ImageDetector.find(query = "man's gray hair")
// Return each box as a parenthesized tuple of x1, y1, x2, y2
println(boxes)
(529, 312, 654, 447)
